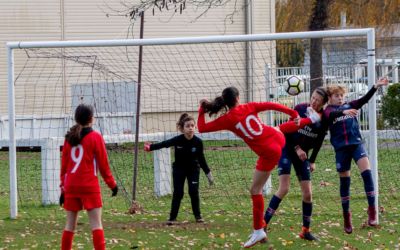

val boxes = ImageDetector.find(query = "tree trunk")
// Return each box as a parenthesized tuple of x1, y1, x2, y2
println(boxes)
(308, 0, 331, 96)
(309, 38, 323, 95)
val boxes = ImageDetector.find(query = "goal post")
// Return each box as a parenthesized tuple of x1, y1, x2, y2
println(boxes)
(6, 28, 378, 220)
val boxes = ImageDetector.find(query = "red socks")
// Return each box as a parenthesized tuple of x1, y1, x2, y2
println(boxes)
(61, 229, 105, 250)
(279, 118, 312, 134)
(61, 230, 74, 250)
(92, 229, 106, 250)
(251, 194, 265, 230)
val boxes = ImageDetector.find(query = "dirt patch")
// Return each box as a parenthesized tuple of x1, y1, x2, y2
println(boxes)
(208, 146, 248, 151)
(108, 220, 213, 231)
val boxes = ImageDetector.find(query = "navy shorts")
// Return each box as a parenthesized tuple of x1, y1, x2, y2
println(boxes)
(335, 144, 368, 172)
(277, 146, 311, 181)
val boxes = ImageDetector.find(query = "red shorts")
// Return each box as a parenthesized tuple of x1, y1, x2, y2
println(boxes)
(255, 132, 285, 172)
(63, 193, 103, 211)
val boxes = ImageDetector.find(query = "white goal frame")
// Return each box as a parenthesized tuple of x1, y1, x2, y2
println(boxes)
(7, 28, 378, 220)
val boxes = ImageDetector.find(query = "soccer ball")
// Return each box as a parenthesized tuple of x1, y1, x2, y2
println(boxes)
(285, 75, 304, 96)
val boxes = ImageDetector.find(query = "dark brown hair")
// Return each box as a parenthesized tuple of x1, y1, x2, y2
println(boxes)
(314, 86, 328, 103)
(201, 86, 239, 116)
(176, 113, 195, 132)
(65, 104, 94, 146)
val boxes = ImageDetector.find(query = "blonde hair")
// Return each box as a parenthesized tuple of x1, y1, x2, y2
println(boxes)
(327, 85, 347, 96)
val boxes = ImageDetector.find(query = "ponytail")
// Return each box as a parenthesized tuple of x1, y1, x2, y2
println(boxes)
(65, 124, 82, 146)
(202, 86, 239, 116)
(202, 96, 226, 117)
(65, 104, 94, 146)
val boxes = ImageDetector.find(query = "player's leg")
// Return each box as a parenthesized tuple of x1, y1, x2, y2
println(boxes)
(354, 144, 377, 226)
(169, 167, 186, 223)
(62, 210, 78, 250)
(187, 168, 203, 222)
(87, 207, 105, 250)
(243, 168, 270, 248)
(264, 175, 290, 227)
(61, 195, 81, 250)
(296, 159, 318, 241)
(264, 146, 292, 229)
(339, 170, 352, 234)
(336, 147, 353, 233)
(244, 133, 284, 248)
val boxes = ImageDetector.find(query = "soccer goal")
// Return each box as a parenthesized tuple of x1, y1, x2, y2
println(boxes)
(6, 28, 384, 220)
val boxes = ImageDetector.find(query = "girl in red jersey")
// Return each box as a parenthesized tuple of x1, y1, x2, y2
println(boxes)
(59, 104, 118, 250)
(198, 87, 320, 248)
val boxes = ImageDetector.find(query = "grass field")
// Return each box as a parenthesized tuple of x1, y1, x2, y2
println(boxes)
(0, 140, 399, 249)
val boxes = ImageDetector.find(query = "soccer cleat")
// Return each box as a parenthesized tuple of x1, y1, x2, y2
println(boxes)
(367, 206, 378, 226)
(299, 227, 319, 241)
(196, 217, 205, 223)
(306, 107, 321, 123)
(343, 212, 353, 234)
(243, 230, 267, 248)
(166, 219, 177, 226)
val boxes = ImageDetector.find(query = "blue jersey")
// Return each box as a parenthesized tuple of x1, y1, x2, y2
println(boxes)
(324, 86, 377, 150)
(285, 103, 327, 163)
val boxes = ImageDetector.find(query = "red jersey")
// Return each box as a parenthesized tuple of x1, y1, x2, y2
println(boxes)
(60, 129, 116, 195)
(198, 102, 298, 158)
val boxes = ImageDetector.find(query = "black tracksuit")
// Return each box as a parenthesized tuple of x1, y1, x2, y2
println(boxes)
(150, 134, 210, 220)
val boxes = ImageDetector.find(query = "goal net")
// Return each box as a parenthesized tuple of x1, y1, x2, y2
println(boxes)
(5, 29, 399, 222)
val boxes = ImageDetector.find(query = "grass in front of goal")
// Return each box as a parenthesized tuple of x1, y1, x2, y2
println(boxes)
(0, 144, 399, 249)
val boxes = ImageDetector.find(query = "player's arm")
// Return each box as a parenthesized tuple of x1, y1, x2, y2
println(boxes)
(148, 136, 178, 151)
(309, 130, 327, 164)
(197, 139, 214, 185)
(60, 140, 70, 190)
(349, 77, 388, 109)
(285, 131, 307, 161)
(253, 102, 299, 119)
(95, 134, 117, 189)
(197, 105, 229, 133)
(197, 139, 210, 174)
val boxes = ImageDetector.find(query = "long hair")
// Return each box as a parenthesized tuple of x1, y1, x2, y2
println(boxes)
(201, 86, 239, 116)
(176, 113, 195, 132)
(65, 104, 94, 146)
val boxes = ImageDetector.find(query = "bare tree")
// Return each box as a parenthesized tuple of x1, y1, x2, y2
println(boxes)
(104, 0, 245, 24)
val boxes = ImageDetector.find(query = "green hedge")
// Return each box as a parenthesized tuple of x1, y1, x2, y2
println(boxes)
(382, 83, 400, 129)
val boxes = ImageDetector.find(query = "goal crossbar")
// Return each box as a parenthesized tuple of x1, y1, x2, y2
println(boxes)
(8, 29, 373, 49)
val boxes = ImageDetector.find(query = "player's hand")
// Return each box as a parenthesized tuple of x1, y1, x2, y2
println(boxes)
(59, 192, 65, 206)
(144, 142, 151, 152)
(293, 115, 301, 126)
(310, 162, 316, 173)
(199, 99, 209, 113)
(206, 172, 214, 186)
(376, 77, 389, 88)
(343, 109, 358, 117)
(295, 147, 307, 161)
(111, 186, 118, 197)
(199, 99, 208, 106)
